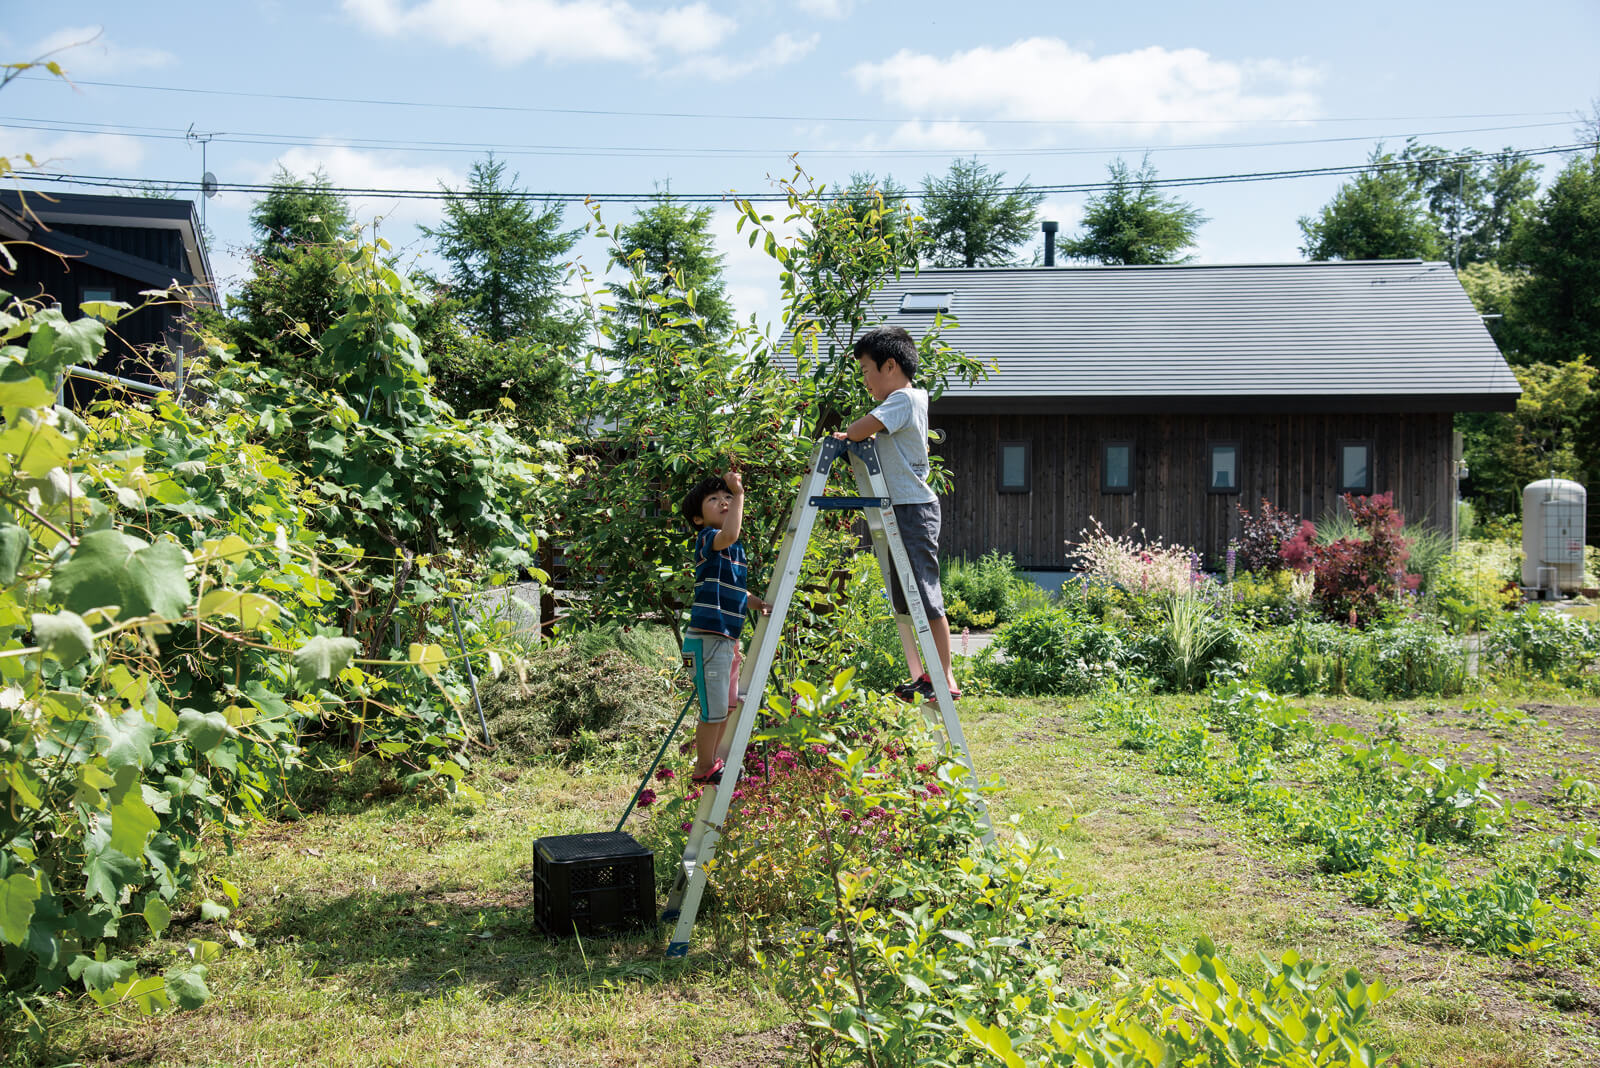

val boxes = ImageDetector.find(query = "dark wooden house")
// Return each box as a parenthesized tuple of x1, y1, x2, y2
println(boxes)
(865, 261, 1520, 571)
(1, 190, 214, 400)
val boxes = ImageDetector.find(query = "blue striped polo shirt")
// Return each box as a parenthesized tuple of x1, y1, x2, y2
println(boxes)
(688, 527, 749, 638)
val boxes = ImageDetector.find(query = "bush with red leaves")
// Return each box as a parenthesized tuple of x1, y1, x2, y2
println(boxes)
(1235, 498, 1304, 573)
(1280, 493, 1412, 626)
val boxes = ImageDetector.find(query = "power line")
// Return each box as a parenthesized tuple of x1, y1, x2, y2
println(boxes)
(20, 142, 1596, 205)
(17, 75, 1579, 129)
(1, 114, 1578, 162)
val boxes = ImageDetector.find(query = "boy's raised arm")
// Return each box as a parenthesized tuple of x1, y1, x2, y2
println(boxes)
(712, 469, 745, 550)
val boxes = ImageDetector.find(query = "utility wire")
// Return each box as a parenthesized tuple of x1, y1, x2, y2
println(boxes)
(19, 142, 1596, 205)
(14, 75, 1579, 129)
(0, 114, 1579, 161)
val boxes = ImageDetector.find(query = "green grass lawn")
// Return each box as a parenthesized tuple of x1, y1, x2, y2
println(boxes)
(11, 690, 1600, 1067)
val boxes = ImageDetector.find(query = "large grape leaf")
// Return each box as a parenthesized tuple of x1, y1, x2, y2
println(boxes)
(52, 530, 191, 621)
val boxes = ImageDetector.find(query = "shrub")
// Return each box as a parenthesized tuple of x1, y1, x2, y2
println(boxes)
(1486, 606, 1600, 683)
(1230, 568, 1315, 627)
(1235, 497, 1302, 573)
(1432, 546, 1521, 633)
(972, 608, 1131, 696)
(1246, 618, 1467, 698)
(1283, 493, 1414, 626)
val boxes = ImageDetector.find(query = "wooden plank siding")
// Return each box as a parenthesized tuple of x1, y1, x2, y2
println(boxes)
(931, 410, 1454, 568)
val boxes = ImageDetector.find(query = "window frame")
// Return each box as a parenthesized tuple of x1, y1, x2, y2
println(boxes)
(1101, 440, 1134, 495)
(1336, 439, 1374, 495)
(1207, 441, 1241, 495)
(997, 440, 1031, 494)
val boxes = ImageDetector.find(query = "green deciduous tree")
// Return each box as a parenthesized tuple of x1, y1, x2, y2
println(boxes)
(1060, 156, 1207, 265)
(1458, 359, 1596, 515)
(919, 157, 1044, 268)
(1499, 153, 1600, 365)
(1400, 141, 1540, 267)
(424, 156, 582, 348)
(1299, 150, 1443, 261)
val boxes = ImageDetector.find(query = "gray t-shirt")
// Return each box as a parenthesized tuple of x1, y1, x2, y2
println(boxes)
(870, 386, 936, 505)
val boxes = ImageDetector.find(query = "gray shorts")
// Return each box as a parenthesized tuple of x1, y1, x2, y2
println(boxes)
(683, 630, 739, 724)
(886, 500, 945, 620)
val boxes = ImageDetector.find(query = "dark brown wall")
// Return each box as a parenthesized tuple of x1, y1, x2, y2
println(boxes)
(931, 410, 1454, 568)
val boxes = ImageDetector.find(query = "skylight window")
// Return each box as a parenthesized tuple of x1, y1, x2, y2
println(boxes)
(899, 292, 952, 314)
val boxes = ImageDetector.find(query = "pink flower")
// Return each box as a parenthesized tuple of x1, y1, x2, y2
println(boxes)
(915, 763, 930, 774)
(655, 767, 676, 781)
(636, 788, 657, 808)
(811, 744, 828, 755)
(924, 782, 943, 796)
(680, 821, 693, 832)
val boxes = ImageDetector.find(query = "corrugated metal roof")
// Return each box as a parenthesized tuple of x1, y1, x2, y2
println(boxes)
(826, 260, 1519, 410)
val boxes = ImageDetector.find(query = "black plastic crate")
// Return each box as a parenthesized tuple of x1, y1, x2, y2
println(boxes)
(533, 831, 655, 935)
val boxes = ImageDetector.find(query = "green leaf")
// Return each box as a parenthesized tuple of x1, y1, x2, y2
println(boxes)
(407, 642, 446, 677)
(293, 634, 360, 688)
(108, 766, 160, 858)
(164, 964, 210, 1010)
(143, 898, 172, 937)
(31, 609, 94, 664)
(98, 706, 155, 769)
(177, 708, 236, 754)
(0, 368, 53, 408)
(83, 848, 143, 904)
(198, 588, 280, 631)
(70, 952, 137, 993)
(52, 530, 191, 621)
(1, 871, 41, 945)
(0, 521, 30, 583)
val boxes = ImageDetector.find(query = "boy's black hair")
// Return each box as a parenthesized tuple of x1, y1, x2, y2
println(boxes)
(854, 325, 918, 383)
(680, 475, 730, 529)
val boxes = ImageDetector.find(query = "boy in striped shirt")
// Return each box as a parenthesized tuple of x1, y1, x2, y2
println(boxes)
(680, 470, 770, 785)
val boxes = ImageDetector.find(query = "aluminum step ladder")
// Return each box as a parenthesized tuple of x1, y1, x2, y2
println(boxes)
(662, 436, 993, 958)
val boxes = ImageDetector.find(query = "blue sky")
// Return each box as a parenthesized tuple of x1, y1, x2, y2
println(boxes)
(5, 2, 1597, 332)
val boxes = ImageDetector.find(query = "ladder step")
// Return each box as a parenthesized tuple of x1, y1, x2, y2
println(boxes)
(808, 495, 891, 509)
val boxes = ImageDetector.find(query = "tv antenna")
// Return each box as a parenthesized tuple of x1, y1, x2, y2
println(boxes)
(186, 124, 221, 231)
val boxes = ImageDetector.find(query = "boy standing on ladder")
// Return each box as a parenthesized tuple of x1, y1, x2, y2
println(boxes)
(680, 470, 770, 785)
(833, 326, 960, 702)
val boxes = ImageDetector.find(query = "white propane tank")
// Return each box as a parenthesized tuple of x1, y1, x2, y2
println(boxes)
(1521, 478, 1587, 595)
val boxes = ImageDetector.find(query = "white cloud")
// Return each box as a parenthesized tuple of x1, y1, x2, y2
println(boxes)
(20, 132, 146, 171)
(20, 26, 174, 74)
(342, 0, 735, 65)
(245, 146, 468, 238)
(794, 0, 853, 17)
(851, 38, 1321, 136)
(863, 120, 989, 152)
(669, 30, 818, 82)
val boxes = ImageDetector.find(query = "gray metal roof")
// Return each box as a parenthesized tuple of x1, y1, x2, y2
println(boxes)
(851, 260, 1519, 414)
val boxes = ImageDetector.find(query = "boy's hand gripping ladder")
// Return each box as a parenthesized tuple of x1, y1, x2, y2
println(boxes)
(661, 436, 993, 958)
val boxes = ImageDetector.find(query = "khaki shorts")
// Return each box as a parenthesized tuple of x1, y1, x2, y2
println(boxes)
(683, 630, 740, 724)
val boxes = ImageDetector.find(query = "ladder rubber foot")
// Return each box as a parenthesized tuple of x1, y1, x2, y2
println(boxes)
(665, 941, 689, 958)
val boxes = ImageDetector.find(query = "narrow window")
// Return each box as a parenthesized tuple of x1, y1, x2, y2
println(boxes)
(1338, 440, 1372, 494)
(998, 441, 1030, 493)
(1102, 441, 1133, 494)
(1208, 443, 1240, 494)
